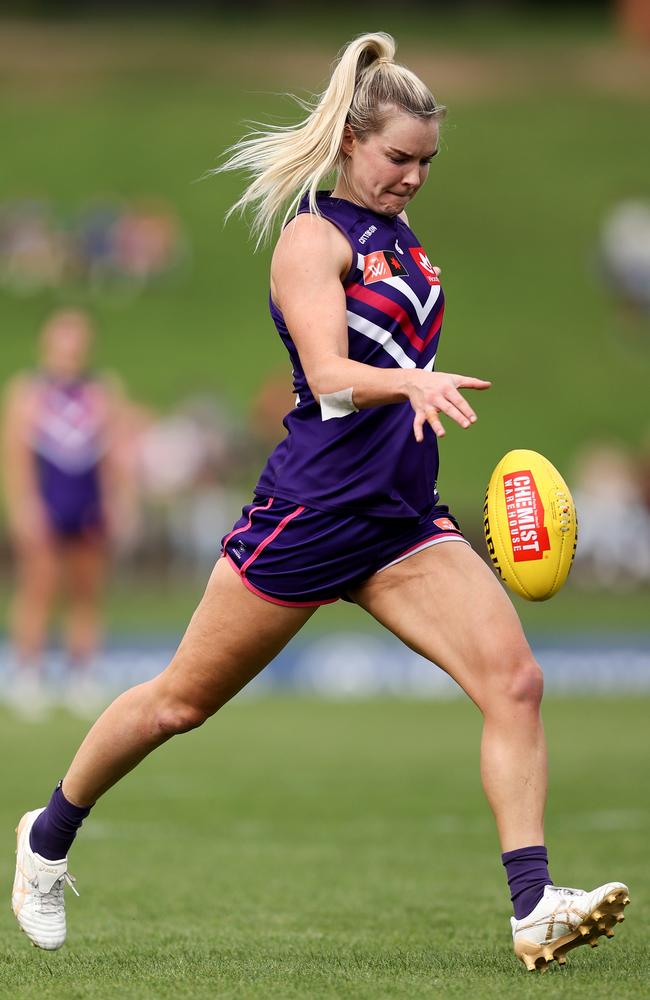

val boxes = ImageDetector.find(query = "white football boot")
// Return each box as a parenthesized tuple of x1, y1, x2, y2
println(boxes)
(12, 808, 78, 950)
(5, 671, 50, 722)
(512, 882, 630, 972)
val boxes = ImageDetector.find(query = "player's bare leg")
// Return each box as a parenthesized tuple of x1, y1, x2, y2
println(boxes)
(7, 535, 59, 719)
(13, 557, 316, 949)
(63, 557, 315, 805)
(9, 535, 59, 667)
(352, 541, 546, 850)
(60, 535, 109, 716)
(350, 541, 629, 970)
(62, 535, 108, 667)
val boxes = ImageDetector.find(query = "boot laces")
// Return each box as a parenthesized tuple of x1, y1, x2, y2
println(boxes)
(34, 871, 79, 913)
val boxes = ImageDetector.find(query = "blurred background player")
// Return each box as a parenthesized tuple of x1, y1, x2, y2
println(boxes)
(1, 308, 135, 718)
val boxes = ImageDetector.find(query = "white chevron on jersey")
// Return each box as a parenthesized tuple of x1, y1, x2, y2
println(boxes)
(389, 276, 441, 324)
(346, 311, 417, 369)
(31, 395, 105, 473)
(356, 253, 441, 324)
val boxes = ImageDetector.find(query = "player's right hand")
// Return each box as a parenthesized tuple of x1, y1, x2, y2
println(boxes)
(406, 370, 492, 442)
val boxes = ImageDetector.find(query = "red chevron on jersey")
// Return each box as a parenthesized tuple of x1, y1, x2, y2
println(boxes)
(363, 250, 408, 285)
(409, 246, 440, 286)
(347, 283, 421, 350)
(348, 282, 444, 354)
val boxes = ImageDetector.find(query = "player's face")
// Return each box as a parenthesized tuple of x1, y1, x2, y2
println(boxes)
(339, 110, 439, 217)
(41, 312, 93, 379)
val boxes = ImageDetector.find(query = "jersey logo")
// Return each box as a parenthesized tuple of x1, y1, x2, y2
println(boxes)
(229, 539, 248, 562)
(358, 224, 378, 245)
(363, 250, 409, 285)
(409, 246, 440, 286)
(434, 517, 459, 532)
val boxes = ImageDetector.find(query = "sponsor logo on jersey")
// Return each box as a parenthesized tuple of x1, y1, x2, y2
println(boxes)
(394, 239, 404, 255)
(433, 517, 458, 532)
(363, 250, 409, 285)
(409, 246, 440, 286)
(358, 224, 378, 245)
(502, 471, 551, 561)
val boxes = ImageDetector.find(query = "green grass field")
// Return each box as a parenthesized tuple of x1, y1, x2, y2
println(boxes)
(0, 695, 648, 998)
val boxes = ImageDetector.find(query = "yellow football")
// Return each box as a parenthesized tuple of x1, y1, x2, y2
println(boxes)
(483, 449, 578, 601)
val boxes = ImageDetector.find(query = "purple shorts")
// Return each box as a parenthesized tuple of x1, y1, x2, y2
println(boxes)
(37, 458, 104, 540)
(221, 495, 469, 607)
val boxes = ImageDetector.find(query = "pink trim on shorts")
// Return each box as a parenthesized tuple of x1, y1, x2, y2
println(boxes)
(376, 531, 469, 574)
(221, 497, 274, 551)
(240, 503, 306, 574)
(224, 552, 337, 607)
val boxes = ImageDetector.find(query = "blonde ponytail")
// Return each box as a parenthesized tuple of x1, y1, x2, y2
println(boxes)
(216, 32, 445, 247)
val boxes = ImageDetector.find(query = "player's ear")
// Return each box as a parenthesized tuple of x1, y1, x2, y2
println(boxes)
(340, 123, 356, 157)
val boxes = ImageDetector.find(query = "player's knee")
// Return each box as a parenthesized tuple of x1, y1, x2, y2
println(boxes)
(480, 646, 543, 714)
(154, 698, 211, 737)
(505, 654, 544, 708)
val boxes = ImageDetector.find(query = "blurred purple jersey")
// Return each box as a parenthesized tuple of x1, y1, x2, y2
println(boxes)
(256, 192, 445, 518)
(30, 374, 106, 537)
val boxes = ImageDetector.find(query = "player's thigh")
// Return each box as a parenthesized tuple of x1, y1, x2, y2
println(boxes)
(349, 541, 536, 707)
(155, 557, 316, 714)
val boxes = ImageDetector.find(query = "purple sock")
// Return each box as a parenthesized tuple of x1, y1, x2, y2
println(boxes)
(502, 844, 553, 919)
(29, 782, 92, 861)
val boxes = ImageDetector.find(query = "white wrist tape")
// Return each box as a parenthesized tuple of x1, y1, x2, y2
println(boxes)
(319, 387, 358, 421)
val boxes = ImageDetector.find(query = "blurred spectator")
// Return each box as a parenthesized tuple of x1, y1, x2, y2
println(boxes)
(571, 442, 650, 589)
(1, 309, 138, 719)
(111, 201, 183, 287)
(639, 432, 650, 514)
(75, 200, 123, 288)
(136, 394, 247, 570)
(0, 200, 66, 295)
(617, 0, 650, 45)
(599, 199, 650, 314)
(248, 367, 295, 460)
(0, 197, 186, 298)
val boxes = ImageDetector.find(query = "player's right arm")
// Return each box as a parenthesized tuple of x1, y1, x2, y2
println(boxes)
(271, 214, 491, 440)
(0, 376, 48, 544)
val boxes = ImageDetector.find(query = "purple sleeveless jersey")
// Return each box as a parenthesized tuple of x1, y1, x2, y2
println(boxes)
(256, 192, 445, 519)
(31, 374, 106, 537)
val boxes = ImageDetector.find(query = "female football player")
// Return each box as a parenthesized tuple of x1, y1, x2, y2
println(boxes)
(2, 309, 133, 716)
(12, 33, 629, 970)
